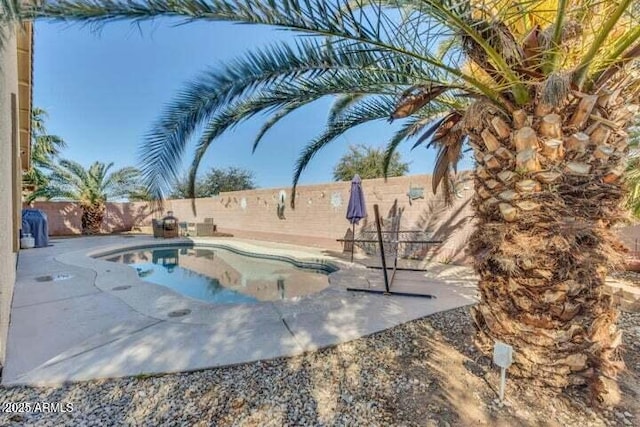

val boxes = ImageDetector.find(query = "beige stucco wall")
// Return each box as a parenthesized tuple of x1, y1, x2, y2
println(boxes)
(161, 173, 475, 262)
(35, 173, 476, 263)
(0, 26, 20, 366)
(33, 201, 155, 235)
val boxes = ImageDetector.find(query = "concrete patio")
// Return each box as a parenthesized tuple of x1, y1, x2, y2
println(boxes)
(3, 235, 479, 386)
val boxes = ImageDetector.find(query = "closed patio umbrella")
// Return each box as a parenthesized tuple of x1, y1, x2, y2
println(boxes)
(346, 174, 367, 262)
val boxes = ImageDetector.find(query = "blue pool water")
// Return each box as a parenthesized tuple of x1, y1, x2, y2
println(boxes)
(101, 246, 331, 304)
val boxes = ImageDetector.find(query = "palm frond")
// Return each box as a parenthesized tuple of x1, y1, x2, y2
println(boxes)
(33, 0, 508, 104)
(422, 1, 528, 103)
(410, 114, 451, 150)
(28, 185, 79, 203)
(431, 132, 464, 205)
(427, 112, 463, 149)
(184, 75, 404, 197)
(252, 101, 311, 153)
(382, 111, 451, 178)
(138, 37, 456, 198)
(291, 96, 395, 207)
(594, 41, 640, 90)
(57, 159, 90, 187)
(142, 39, 460, 199)
(139, 38, 374, 196)
(101, 166, 140, 196)
(543, 0, 569, 73)
(573, 0, 636, 88)
(390, 84, 449, 120)
(328, 93, 365, 124)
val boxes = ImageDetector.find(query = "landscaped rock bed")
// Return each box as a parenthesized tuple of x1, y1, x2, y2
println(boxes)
(612, 270, 640, 288)
(1, 306, 638, 426)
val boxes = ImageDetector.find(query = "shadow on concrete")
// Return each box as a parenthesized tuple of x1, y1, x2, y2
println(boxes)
(5, 236, 476, 387)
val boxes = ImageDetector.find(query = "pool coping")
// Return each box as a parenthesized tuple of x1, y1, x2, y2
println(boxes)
(55, 238, 354, 326)
(91, 241, 341, 274)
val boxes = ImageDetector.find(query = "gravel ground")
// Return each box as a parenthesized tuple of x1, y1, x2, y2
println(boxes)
(611, 270, 640, 287)
(0, 306, 638, 427)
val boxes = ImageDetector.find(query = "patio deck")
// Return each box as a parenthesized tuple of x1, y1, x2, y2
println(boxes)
(3, 235, 478, 386)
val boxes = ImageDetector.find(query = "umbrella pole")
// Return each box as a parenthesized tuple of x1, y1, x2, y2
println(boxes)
(351, 223, 355, 263)
(374, 204, 390, 294)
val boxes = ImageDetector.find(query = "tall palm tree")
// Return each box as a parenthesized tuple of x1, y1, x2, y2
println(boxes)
(23, 107, 67, 197)
(17, 0, 640, 401)
(32, 159, 140, 234)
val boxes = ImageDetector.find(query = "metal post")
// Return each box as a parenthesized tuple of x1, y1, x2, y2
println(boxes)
(374, 204, 390, 293)
(351, 223, 355, 263)
(390, 218, 399, 285)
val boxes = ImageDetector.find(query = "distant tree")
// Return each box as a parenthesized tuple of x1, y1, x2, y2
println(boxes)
(202, 167, 256, 194)
(31, 160, 140, 234)
(169, 176, 209, 199)
(333, 145, 409, 181)
(23, 107, 66, 195)
(170, 167, 256, 199)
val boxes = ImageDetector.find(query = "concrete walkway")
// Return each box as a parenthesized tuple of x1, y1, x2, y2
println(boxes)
(3, 236, 478, 386)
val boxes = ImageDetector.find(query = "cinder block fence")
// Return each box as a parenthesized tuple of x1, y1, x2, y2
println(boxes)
(33, 174, 476, 263)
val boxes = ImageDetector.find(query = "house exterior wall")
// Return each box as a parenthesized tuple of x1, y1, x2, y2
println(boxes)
(34, 173, 476, 263)
(0, 26, 20, 366)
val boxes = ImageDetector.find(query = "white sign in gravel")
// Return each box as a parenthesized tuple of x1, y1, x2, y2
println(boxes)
(493, 341, 513, 403)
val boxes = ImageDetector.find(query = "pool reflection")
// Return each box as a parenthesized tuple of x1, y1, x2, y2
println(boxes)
(152, 248, 180, 273)
(102, 246, 329, 304)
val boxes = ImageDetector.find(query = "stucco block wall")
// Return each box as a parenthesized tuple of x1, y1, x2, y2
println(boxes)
(36, 174, 475, 263)
(161, 174, 475, 261)
(0, 28, 19, 366)
(33, 201, 154, 235)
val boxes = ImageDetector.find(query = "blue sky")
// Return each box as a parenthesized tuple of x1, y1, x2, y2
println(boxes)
(34, 19, 468, 189)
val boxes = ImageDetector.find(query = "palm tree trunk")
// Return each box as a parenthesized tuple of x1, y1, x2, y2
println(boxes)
(467, 91, 635, 402)
(81, 202, 105, 235)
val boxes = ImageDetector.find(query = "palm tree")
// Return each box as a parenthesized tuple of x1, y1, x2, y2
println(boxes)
(23, 107, 67, 198)
(32, 159, 140, 234)
(18, 0, 640, 401)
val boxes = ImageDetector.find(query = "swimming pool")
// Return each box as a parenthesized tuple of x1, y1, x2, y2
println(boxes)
(100, 245, 334, 304)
